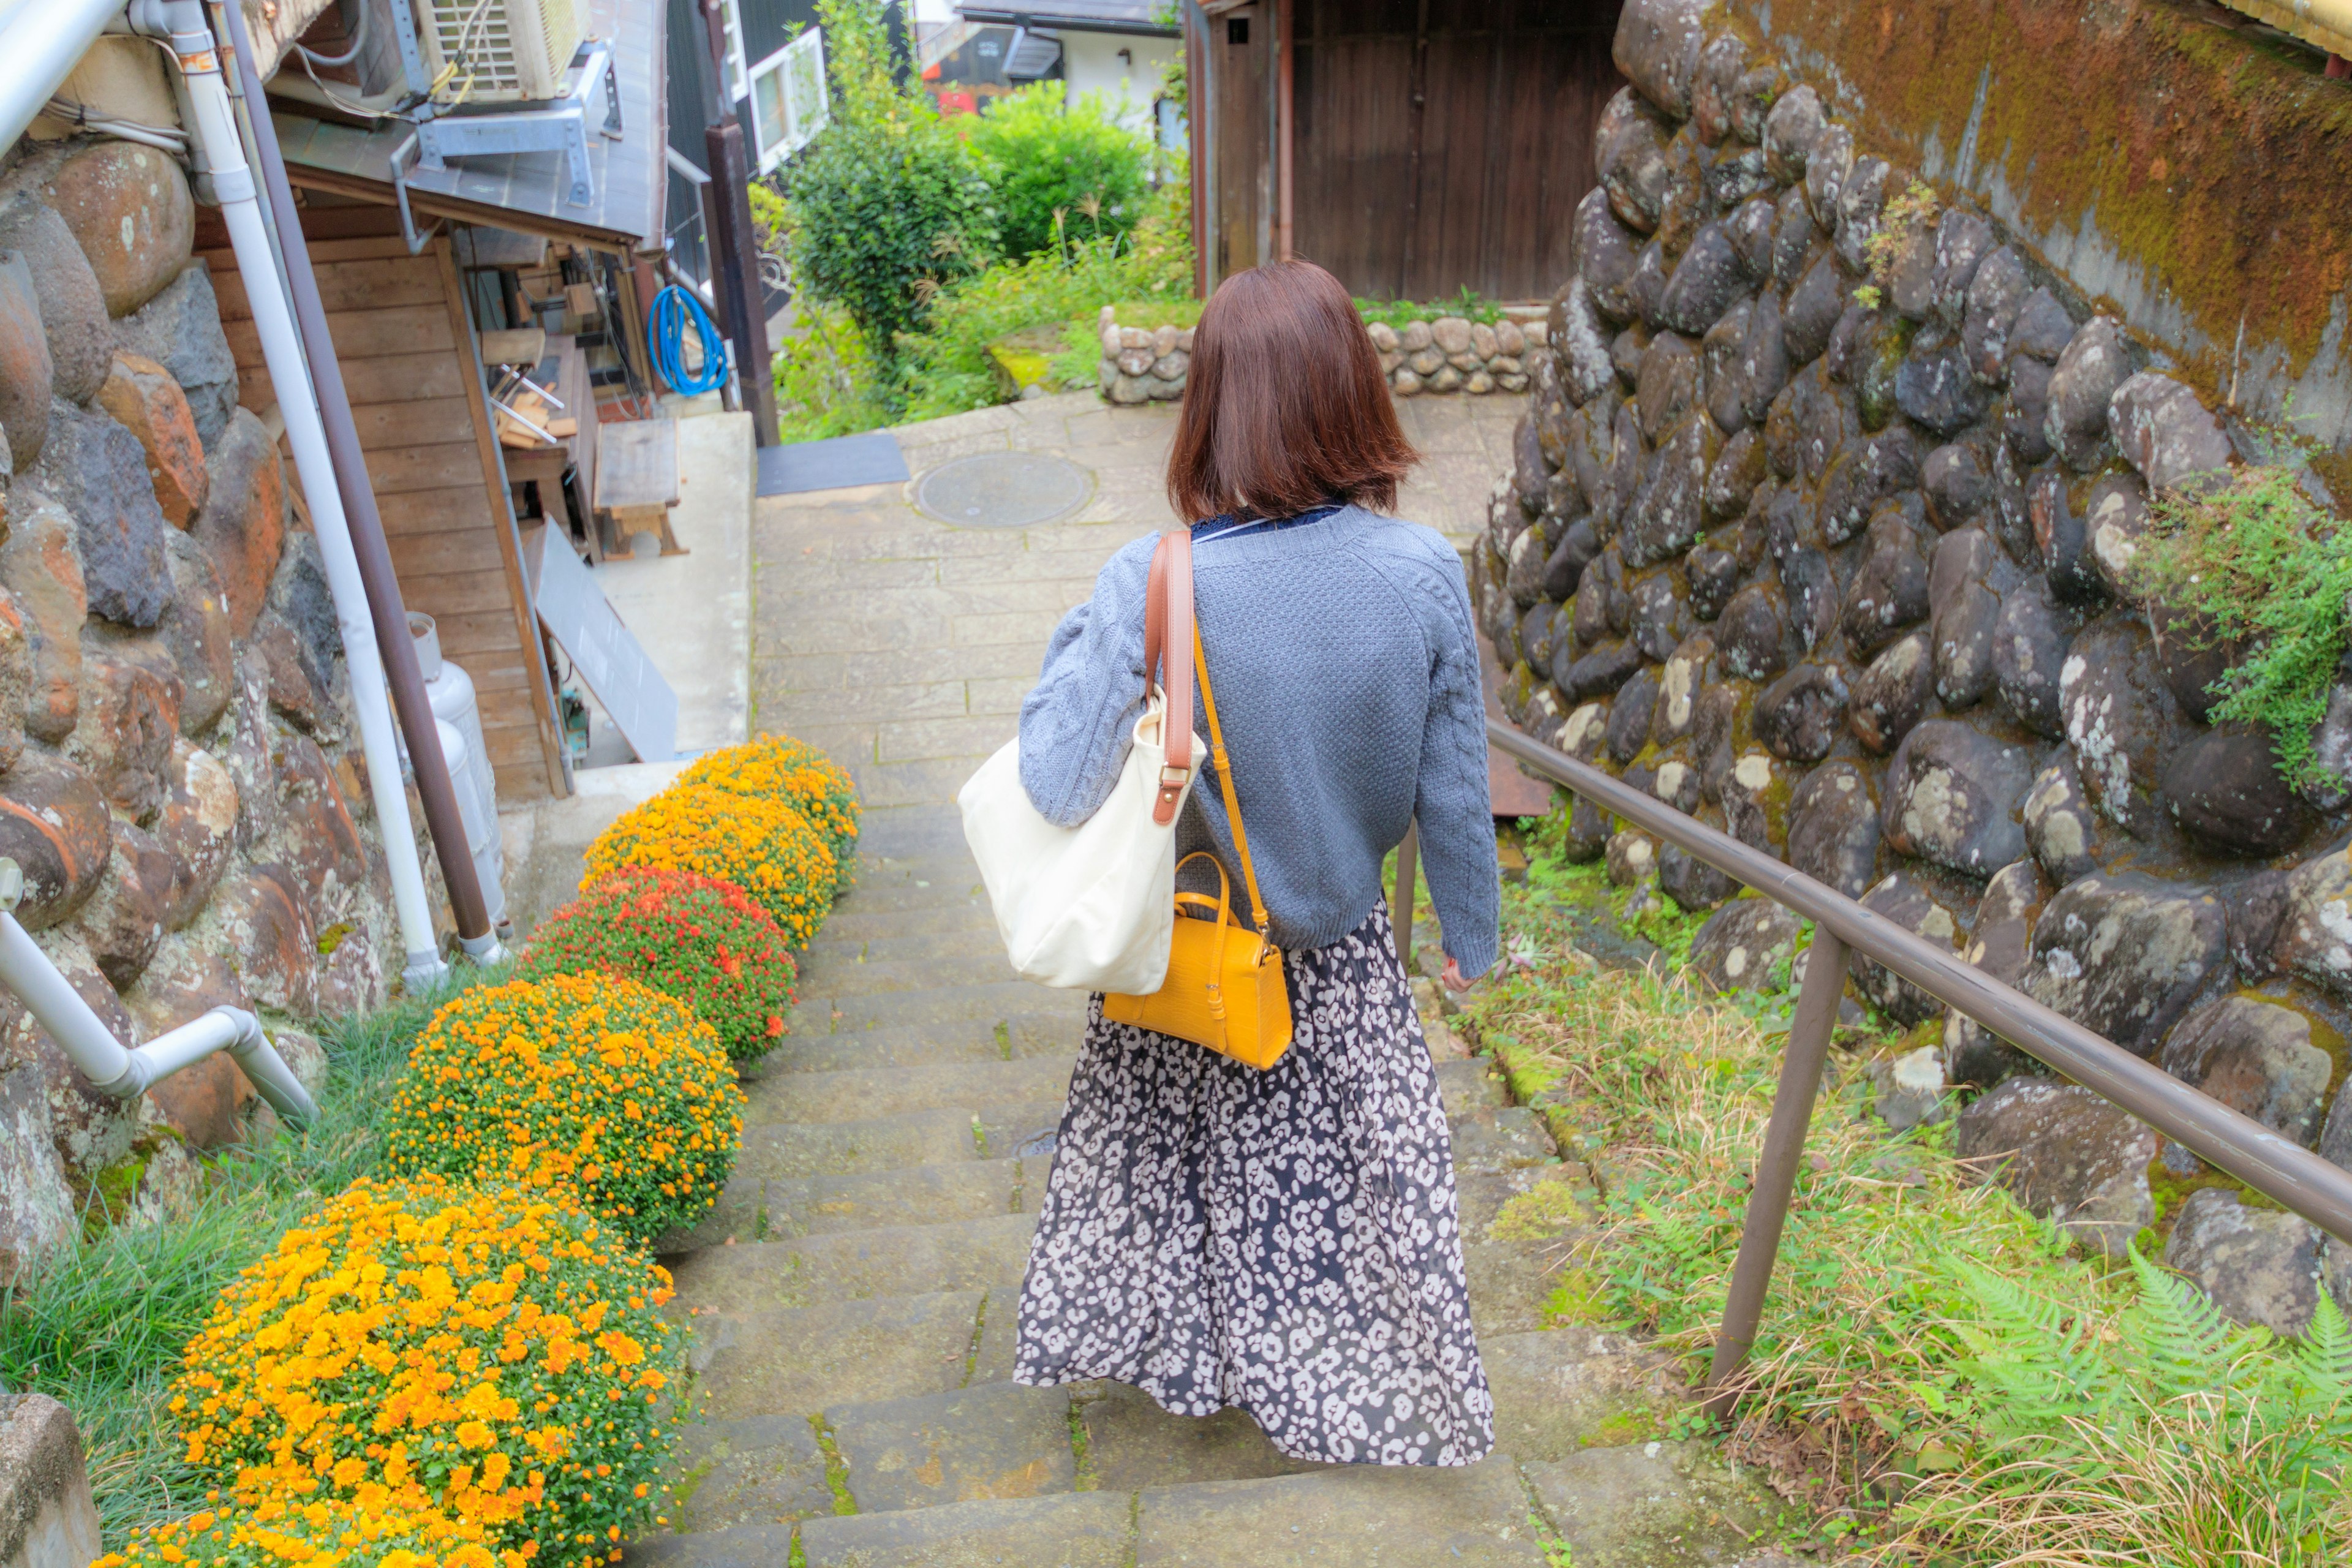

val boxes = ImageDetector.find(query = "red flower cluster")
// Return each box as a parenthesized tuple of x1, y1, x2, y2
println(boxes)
(518, 867, 799, 1063)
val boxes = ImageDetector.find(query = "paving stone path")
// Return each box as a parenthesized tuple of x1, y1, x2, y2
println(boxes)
(625, 394, 1788, 1566)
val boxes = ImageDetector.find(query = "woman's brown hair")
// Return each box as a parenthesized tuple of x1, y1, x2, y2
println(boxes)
(1164, 259, 1419, 524)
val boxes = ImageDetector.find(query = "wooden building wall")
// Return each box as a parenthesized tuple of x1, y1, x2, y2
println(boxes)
(1196, 0, 1625, 302)
(198, 213, 570, 805)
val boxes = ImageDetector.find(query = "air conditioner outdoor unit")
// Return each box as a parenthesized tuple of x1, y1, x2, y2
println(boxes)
(415, 0, 587, 104)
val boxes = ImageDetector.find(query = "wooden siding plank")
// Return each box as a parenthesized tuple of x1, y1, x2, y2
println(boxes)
(377, 485, 495, 536)
(348, 398, 478, 448)
(366, 440, 499, 496)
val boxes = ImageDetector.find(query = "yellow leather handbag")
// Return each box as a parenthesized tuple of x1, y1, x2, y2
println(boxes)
(1102, 624, 1295, 1071)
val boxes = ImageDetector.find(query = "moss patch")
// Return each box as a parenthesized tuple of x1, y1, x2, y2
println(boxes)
(1733, 0, 2352, 390)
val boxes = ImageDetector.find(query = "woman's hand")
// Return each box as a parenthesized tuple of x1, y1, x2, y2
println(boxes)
(1440, 956, 1472, 993)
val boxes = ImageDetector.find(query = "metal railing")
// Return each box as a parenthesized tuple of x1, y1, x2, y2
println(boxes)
(1468, 720, 2352, 1414)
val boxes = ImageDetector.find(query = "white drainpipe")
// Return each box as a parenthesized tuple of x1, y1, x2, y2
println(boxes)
(129, 0, 447, 985)
(0, 861, 317, 1122)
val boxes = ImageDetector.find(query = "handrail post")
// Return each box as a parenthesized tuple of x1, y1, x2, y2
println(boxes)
(1392, 822, 1419, 973)
(1703, 922, 1850, 1418)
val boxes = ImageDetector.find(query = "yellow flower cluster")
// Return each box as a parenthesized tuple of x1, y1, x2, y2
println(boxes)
(98, 1495, 509, 1568)
(382, 975, 745, 1244)
(676, 736, 861, 892)
(585, 783, 836, 949)
(170, 1178, 676, 1568)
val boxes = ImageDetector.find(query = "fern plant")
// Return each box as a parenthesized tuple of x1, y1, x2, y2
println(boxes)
(1898, 1247, 2352, 1563)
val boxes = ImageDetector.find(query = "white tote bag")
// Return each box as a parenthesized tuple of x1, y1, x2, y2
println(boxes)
(959, 532, 1202, 993)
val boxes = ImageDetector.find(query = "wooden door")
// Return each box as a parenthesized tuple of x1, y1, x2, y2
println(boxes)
(1294, 0, 1624, 303)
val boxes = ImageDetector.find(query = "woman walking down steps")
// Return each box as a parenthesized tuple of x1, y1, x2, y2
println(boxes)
(1011, 259, 1504, 1467)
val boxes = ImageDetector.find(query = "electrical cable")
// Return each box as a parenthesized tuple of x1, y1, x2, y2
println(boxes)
(650, 282, 729, 396)
(294, 0, 369, 69)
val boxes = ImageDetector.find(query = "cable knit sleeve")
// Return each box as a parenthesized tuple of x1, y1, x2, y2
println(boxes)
(1017, 535, 1158, 829)
(1411, 541, 1501, 979)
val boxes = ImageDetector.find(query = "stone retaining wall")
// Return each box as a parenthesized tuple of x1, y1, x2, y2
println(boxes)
(1095, 304, 1551, 404)
(0, 135, 401, 1280)
(1483, 0, 2352, 1334)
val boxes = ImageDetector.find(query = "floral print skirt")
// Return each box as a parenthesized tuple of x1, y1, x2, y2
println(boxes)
(1011, 902, 1494, 1467)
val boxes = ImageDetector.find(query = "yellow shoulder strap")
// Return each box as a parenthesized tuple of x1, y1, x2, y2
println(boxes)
(1193, 627, 1271, 941)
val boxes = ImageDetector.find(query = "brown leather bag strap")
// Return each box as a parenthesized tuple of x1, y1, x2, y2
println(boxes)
(1194, 627, 1272, 944)
(1143, 530, 1194, 824)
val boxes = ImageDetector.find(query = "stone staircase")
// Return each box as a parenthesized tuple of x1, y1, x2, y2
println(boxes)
(628, 804, 1788, 1567)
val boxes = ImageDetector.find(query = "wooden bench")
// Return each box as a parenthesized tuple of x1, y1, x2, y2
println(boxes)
(594, 417, 686, 558)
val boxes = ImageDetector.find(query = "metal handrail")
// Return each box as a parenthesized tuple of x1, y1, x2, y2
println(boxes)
(1487, 718, 2352, 1412)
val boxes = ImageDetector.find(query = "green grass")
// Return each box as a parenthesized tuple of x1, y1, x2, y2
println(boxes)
(0, 965, 510, 1540)
(1468, 832, 2352, 1559)
(2131, 461, 2352, 788)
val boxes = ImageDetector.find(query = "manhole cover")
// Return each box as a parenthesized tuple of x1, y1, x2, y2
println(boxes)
(914, 452, 1093, 528)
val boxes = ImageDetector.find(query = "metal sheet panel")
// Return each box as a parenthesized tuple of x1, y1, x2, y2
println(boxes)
(527, 527, 679, 764)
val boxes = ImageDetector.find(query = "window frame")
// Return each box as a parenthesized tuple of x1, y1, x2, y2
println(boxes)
(748, 27, 831, 173)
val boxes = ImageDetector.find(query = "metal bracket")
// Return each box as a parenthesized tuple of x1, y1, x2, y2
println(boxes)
(410, 42, 617, 208)
(388, 131, 437, 254)
(386, 0, 431, 98)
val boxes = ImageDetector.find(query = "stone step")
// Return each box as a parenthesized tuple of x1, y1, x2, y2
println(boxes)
(639, 1454, 1553, 1567)
(797, 951, 1025, 1000)
(672, 1214, 1037, 1311)
(1133, 1453, 1547, 1565)
(1523, 1441, 1789, 1568)
(812, 899, 1000, 944)
(800, 922, 1011, 970)
(761, 1158, 1042, 1238)
(824, 1381, 1076, 1513)
(736, 1100, 1068, 1181)
(1449, 1104, 1563, 1174)
(684, 1289, 993, 1420)
(763, 1013, 1080, 1074)
(749, 1049, 1501, 1129)
(792, 1490, 1136, 1566)
(832, 981, 1086, 1033)
(658, 1322, 1673, 1542)
(743, 1055, 1079, 1128)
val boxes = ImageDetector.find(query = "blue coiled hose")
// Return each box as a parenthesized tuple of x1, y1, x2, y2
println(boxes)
(650, 283, 729, 396)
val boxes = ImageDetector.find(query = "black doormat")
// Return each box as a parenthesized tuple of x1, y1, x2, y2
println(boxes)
(755, 432, 911, 496)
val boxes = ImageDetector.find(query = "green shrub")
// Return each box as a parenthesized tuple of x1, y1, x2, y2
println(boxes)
(516, 867, 800, 1064)
(0, 967, 513, 1539)
(382, 973, 745, 1242)
(786, 0, 998, 376)
(773, 299, 892, 441)
(2130, 462, 2352, 788)
(1355, 287, 1504, 328)
(170, 1175, 682, 1566)
(968, 83, 1153, 262)
(902, 172, 1193, 421)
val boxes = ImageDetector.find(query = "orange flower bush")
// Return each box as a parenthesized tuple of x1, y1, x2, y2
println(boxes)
(584, 784, 835, 949)
(382, 975, 745, 1242)
(516, 867, 797, 1064)
(676, 736, 861, 891)
(98, 1496, 508, 1568)
(168, 1178, 677, 1567)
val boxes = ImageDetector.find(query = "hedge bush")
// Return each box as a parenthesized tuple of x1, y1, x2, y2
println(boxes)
(787, 0, 998, 374)
(382, 976, 744, 1242)
(674, 736, 860, 885)
(517, 867, 798, 1064)
(168, 1177, 679, 1567)
(585, 784, 836, 948)
(98, 1497, 506, 1568)
(967, 83, 1152, 263)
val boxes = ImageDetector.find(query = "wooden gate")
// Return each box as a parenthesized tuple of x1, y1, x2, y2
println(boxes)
(1193, 0, 1624, 303)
